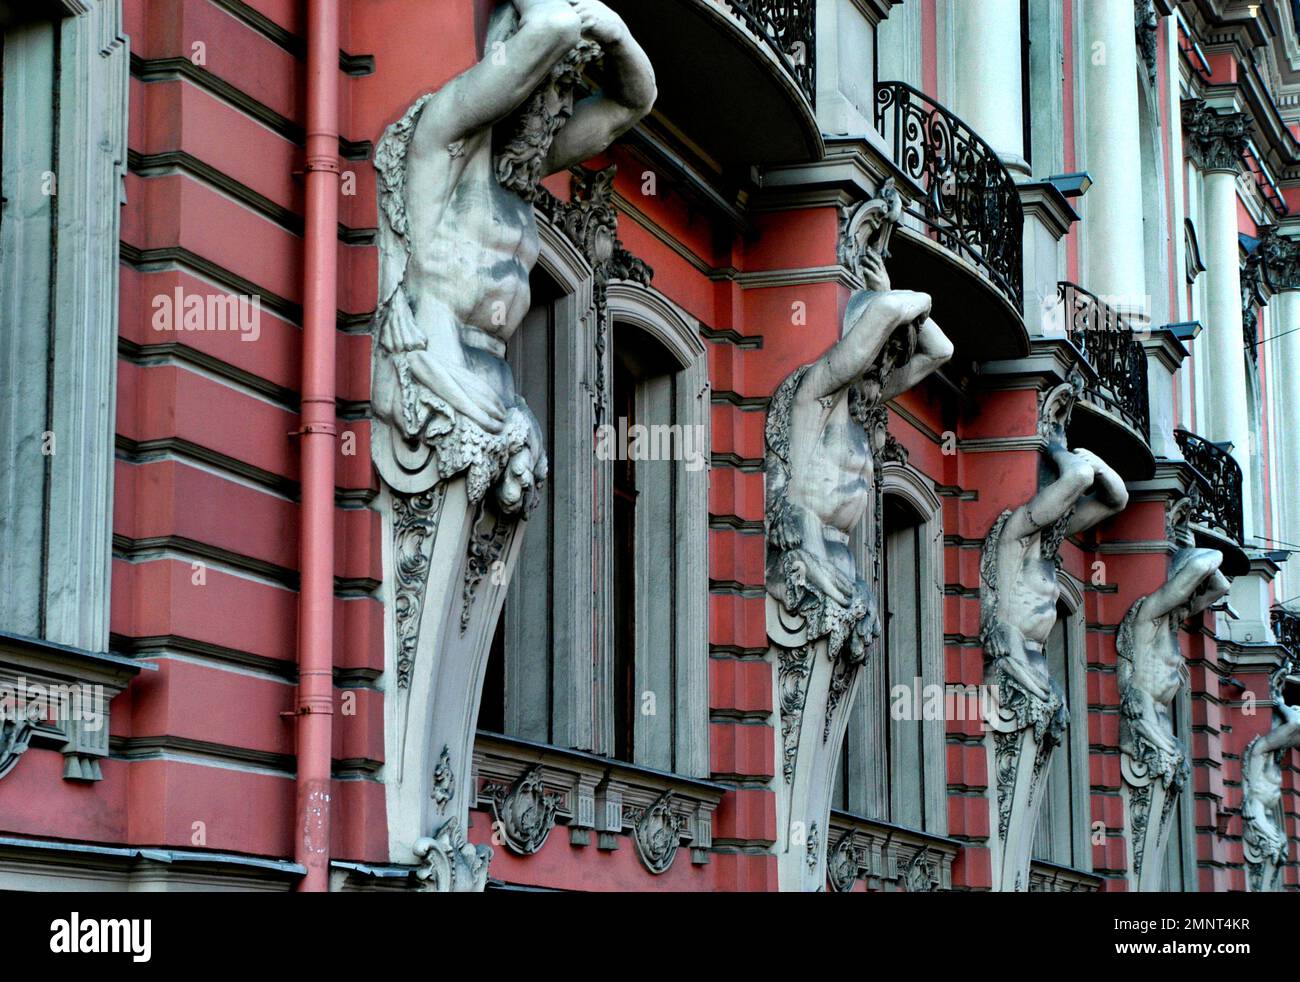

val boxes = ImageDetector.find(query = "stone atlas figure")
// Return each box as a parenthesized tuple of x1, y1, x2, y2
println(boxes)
(980, 377, 1128, 890)
(1117, 496, 1228, 890)
(369, 0, 655, 890)
(765, 182, 954, 891)
(1241, 655, 1300, 891)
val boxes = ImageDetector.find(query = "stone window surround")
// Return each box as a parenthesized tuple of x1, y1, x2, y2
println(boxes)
(0, 0, 126, 650)
(1032, 572, 1093, 872)
(502, 219, 711, 779)
(846, 460, 949, 834)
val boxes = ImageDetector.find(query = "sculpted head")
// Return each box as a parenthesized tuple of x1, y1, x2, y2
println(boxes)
(488, 3, 602, 200)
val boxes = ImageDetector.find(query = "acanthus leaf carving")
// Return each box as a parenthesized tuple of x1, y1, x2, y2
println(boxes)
(413, 819, 492, 893)
(535, 165, 653, 424)
(392, 488, 445, 689)
(1181, 99, 1247, 174)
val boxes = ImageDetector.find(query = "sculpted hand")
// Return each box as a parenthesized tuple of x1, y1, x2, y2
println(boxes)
(860, 250, 891, 292)
(568, 0, 626, 45)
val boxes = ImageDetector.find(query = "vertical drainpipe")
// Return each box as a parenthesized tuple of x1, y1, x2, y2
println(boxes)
(294, 0, 340, 893)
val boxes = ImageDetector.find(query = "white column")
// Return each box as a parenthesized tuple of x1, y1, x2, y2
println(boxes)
(1273, 289, 1300, 597)
(950, 0, 1027, 174)
(1201, 168, 1255, 539)
(1080, 0, 1147, 305)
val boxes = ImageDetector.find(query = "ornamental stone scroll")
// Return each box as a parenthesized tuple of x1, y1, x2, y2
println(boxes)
(369, 0, 656, 890)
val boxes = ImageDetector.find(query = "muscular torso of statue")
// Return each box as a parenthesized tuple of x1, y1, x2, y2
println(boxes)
(1129, 616, 1184, 707)
(786, 393, 875, 568)
(405, 130, 540, 397)
(1004, 548, 1062, 651)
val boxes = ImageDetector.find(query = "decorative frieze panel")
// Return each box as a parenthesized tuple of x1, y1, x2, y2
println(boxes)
(980, 376, 1129, 890)
(765, 182, 954, 890)
(823, 813, 960, 892)
(473, 734, 724, 875)
(1118, 497, 1229, 891)
(1028, 861, 1102, 892)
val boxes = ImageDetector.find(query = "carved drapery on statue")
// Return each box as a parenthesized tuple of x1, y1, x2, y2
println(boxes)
(1118, 495, 1228, 890)
(368, 0, 656, 891)
(980, 374, 1130, 890)
(765, 181, 953, 891)
(1241, 655, 1300, 892)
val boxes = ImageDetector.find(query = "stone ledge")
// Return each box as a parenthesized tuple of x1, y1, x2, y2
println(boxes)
(473, 731, 728, 873)
(825, 811, 961, 892)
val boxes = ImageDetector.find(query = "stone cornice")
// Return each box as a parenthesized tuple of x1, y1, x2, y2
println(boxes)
(1018, 181, 1081, 241)
(1182, 98, 1249, 173)
(1140, 327, 1192, 374)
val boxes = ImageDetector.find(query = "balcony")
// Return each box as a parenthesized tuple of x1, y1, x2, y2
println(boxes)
(604, 0, 822, 165)
(873, 81, 1027, 361)
(1272, 608, 1300, 660)
(1174, 428, 1250, 574)
(1056, 283, 1154, 480)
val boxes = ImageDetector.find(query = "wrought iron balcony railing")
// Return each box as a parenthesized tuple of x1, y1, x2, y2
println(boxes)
(874, 81, 1024, 310)
(722, 0, 816, 105)
(1272, 608, 1300, 660)
(1057, 283, 1151, 440)
(1174, 429, 1245, 544)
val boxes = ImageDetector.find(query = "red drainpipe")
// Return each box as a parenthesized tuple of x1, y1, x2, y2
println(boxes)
(294, 0, 340, 893)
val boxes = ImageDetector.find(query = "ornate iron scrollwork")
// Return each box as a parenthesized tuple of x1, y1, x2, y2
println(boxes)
(722, 0, 816, 104)
(1057, 282, 1151, 440)
(1173, 429, 1245, 544)
(874, 81, 1024, 310)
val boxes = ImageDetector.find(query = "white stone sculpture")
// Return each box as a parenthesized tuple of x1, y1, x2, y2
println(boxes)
(369, 0, 655, 890)
(980, 376, 1129, 891)
(1118, 495, 1228, 891)
(1242, 658, 1300, 892)
(766, 181, 954, 891)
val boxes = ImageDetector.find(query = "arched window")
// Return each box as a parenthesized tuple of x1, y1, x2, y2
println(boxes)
(1161, 684, 1196, 890)
(481, 256, 710, 779)
(1032, 582, 1091, 870)
(835, 464, 947, 834)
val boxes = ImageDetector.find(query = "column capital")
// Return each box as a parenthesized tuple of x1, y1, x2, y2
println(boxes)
(1254, 226, 1300, 293)
(1181, 99, 1248, 174)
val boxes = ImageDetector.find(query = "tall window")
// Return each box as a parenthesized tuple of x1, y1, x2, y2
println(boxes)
(0, 1, 126, 651)
(1033, 596, 1090, 869)
(481, 265, 710, 778)
(1162, 686, 1196, 890)
(837, 472, 946, 833)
